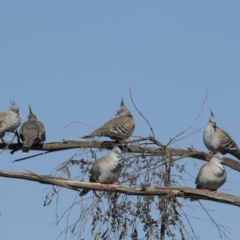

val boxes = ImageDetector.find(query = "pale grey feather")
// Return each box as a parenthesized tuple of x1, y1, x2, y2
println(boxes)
(190, 152, 226, 201)
(195, 152, 226, 190)
(0, 101, 21, 138)
(79, 146, 122, 196)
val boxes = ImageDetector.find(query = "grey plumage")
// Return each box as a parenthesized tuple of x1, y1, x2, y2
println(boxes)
(190, 152, 226, 201)
(195, 152, 226, 190)
(19, 105, 46, 153)
(0, 101, 21, 139)
(81, 98, 135, 142)
(203, 110, 240, 160)
(79, 146, 122, 196)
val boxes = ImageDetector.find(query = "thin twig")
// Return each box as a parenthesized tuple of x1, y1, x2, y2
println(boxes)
(166, 88, 208, 147)
(129, 88, 156, 139)
(13, 151, 51, 162)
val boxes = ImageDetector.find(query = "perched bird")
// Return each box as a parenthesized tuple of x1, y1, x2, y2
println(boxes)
(0, 101, 21, 140)
(190, 152, 226, 201)
(79, 146, 122, 196)
(203, 110, 240, 160)
(19, 105, 46, 153)
(195, 152, 226, 191)
(81, 98, 135, 142)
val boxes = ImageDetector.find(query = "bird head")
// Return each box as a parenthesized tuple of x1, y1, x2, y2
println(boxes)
(111, 146, 122, 158)
(209, 108, 217, 130)
(9, 101, 20, 114)
(115, 97, 131, 117)
(213, 152, 224, 163)
(28, 104, 38, 120)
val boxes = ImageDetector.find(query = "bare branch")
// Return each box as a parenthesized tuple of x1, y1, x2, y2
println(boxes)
(3, 141, 240, 173)
(0, 169, 240, 207)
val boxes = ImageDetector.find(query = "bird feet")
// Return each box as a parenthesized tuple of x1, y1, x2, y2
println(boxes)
(199, 188, 222, 197)
(14, 131, 20, 144)
(101, 141, 116, 148)
(100, 183, 114, 191)
(212, 190, 222, 198)
(200, 188, 210, 192)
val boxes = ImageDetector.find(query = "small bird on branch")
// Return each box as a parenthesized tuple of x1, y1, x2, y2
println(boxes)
(79, 146, 122, 196)
(19, 104, 46, 153)
(203, 109, 240, 160)
(0, 101, 21, 142)
(191, 152, 226, 201)
(81, 98, 135, 142)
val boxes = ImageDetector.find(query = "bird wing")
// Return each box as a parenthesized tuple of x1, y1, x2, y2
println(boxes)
(96, 115, 135, 137)
(214, 164, 226, 178)
(195, 163, 208, 185)
(217, 127, 239, 153)
(89, 157, 105, 182)
(20, 121, 41, 144)
(107, 115, 135, 138)
(0, 111, 6, 128)
(36, 120, 46, 142)
(82, 115, 135, 140)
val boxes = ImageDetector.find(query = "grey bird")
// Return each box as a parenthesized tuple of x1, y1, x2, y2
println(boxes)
(19, 105, 46, 153)
(195, 152, 226, 190)
(0, 101, 21, 139)
(81, 98, 135, 142)
(79, 146, 122, 196)
(203, 110, 240, 160)
(191, 152, 227, 201)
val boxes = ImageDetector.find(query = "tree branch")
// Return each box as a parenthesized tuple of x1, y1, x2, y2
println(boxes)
(3, 141, 240, 173)
(0, 169, 240, 207)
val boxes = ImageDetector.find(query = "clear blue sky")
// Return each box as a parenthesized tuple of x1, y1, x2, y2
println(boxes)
(0, 1, 240, 239)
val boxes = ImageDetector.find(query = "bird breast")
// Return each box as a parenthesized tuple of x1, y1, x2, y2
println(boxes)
(198, 162, 226, 190)
(203, 124, 221, 151)
(6, 111, 21, 132)
(98, 159, 121, 183)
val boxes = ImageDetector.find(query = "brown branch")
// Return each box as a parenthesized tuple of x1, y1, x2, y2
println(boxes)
(0, 169, 240, 207)
(3, 141, 240, 173)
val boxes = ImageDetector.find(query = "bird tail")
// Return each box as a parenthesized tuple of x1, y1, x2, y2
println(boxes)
(0, 132, 5, 139)
(22, 145, 30, 154)
(80, 135, 91, 139)
(22, 138, 34, 154)
(190, 185, 201, 201)
(80, 130, 99, 139)
(190, 198, 198, 202)
(79, 189, 89, 197)
(231, 149, 240, 161)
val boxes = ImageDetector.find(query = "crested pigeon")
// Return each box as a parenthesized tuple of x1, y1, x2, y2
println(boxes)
(81, 98, 135, 142)
(203, 110, 240, 160)
(19, 105, 46, 153)
(79, 146, 122, 196)
(0, 101, 21, 139)
(190, 152, 226, 201)
(195, 152, 226, 190)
